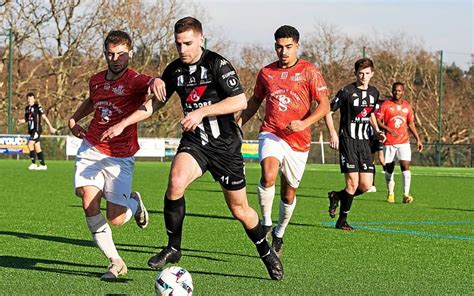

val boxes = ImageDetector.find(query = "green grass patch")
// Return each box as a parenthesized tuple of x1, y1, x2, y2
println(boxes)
(0, 160, 472, 294)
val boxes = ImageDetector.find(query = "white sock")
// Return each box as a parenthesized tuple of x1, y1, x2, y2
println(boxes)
(274, 198, 296, 238)
(124, 208, 133, 223)
(86, 214, 120, 260)
(385, 171, 395, 194)
(257, 182, 275, 227)
(402, 170, 411, 195)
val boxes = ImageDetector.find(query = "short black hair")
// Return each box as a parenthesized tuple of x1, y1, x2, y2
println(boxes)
(26, 92, 35, 98)
(175, 17, 203, 34)
(274, 25, 299, 43)
(392, 82, 405, 90)
(104, 30, 132, 50)
(354, 58, 374, 72)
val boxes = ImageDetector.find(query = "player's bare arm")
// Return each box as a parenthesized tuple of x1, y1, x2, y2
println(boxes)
(237, 95, 264, 127)
(100, 96, 165, 141)
(181, 93, 247, 132)
(150, 77, 167, 102)
(41, 114, 57, 134)
(287, 95, 330, 132)
(370, 113, 386, 142)
(408, 121, 423, 152)
(324, 112, 339, 150)
(69, 97, 94, 139)
(376, 117, 397, 137)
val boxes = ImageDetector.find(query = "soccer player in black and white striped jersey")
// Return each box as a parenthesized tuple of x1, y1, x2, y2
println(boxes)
(324, 58, 385, 230)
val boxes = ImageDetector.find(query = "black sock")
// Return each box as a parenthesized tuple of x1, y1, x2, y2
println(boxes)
(29, 151, 36, 163)
(354, 188, 364, 197)
(338, 190, 354, 222)
(37, 152, 45, 165)
(245, 223, 270, 257)
(164, 195, 185, 250)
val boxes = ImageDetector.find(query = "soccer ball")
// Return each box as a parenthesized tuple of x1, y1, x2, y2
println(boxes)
(155, 266, 193, 296)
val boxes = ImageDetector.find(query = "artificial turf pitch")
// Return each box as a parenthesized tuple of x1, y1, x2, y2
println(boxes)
(0, 160, 472, 294)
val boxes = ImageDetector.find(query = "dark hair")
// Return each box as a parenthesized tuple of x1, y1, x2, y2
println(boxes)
(26, 92, 35, 98)
(354, 58, 374, 72)
(274, 25, 299, 43)
(174, 17, 203, 34)
(392, 82, 405, 90)
(104, 30, 132, 50)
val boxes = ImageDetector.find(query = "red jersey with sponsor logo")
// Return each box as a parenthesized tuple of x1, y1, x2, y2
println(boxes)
(376, 99, 414, 145)
(84, 69, 153, 157)
(254, 59, 329, 152)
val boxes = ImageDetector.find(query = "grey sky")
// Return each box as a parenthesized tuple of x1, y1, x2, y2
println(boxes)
(195, 0, 473, 69)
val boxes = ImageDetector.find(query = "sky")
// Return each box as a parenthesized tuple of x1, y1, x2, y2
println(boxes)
(195, 0, 473, 70)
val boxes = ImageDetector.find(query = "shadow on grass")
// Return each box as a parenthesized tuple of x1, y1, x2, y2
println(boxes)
(431, 207, 474, 212)
(0, 255, 133, 282)
(0, 230, 95, 247)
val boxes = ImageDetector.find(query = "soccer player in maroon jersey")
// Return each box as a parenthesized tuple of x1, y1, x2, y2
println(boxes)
(101, 17, 283, 281)
(237, 25, 330, 257)
(68, 30, 165, 280)
(376, 82, 423, 203)
(18, 92, 57, 170)
(325, 58, 385, 230)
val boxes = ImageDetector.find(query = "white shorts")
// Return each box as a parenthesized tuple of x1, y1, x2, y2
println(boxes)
(74, 140, 135, 207)
(258, 132, 309, 188)
(383, 143, 412, 163)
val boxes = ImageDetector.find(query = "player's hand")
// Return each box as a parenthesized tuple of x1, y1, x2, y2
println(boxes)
(376, 131, 386, 142)
(329, 130, 339, 150)
(417, 141, 423, 152)
(151, 78, 166, 102)
(50, 127, 58, 134)
(387, 128, 398, 136)
(68, 118, 87, 139)
(100, 123, 125, 142)
(287, 120, 306, 132)
(181, 110, 204, 132)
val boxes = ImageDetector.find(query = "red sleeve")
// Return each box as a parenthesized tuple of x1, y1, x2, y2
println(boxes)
(308, 66, 329, 102)
(253, 70, 266, 99)
(131, 71, 154, 96)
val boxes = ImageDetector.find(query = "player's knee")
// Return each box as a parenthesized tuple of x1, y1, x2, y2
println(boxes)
(168, 175, 187, 196)
(260, 173, 277, 187)
(384, 162, 395, 173)
(229, 204, 247, 221)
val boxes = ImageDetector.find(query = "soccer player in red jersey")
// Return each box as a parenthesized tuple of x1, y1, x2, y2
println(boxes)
(238, 25, 330, 256)
(68, 30, 165, 280)
(376, 82, 423, 203)
(325, 58, 385, 230)
(101, 17, 283, 281)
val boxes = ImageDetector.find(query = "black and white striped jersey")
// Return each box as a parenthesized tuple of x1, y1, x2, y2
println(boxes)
(162, 49, 244, 150)
(24, 103, 44, 133)
(330, 82, 380, 140)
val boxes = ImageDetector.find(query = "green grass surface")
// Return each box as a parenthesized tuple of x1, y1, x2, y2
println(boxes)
(0, 160, 472, 295)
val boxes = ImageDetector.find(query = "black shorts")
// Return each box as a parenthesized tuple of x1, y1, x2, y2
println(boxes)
(339, 136, 374, 173)
(370, 136, 384, 154)
(176, 138, 246, 191)
(29, 130, 41, 142)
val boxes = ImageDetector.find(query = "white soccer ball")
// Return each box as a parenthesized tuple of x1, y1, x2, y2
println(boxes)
(155, 266, 193, 296)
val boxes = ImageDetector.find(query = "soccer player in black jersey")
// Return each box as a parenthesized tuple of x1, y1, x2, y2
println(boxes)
(324, 58, 385, 230)
(100, 17, 283, 280)
(18, 92, 57, 170)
